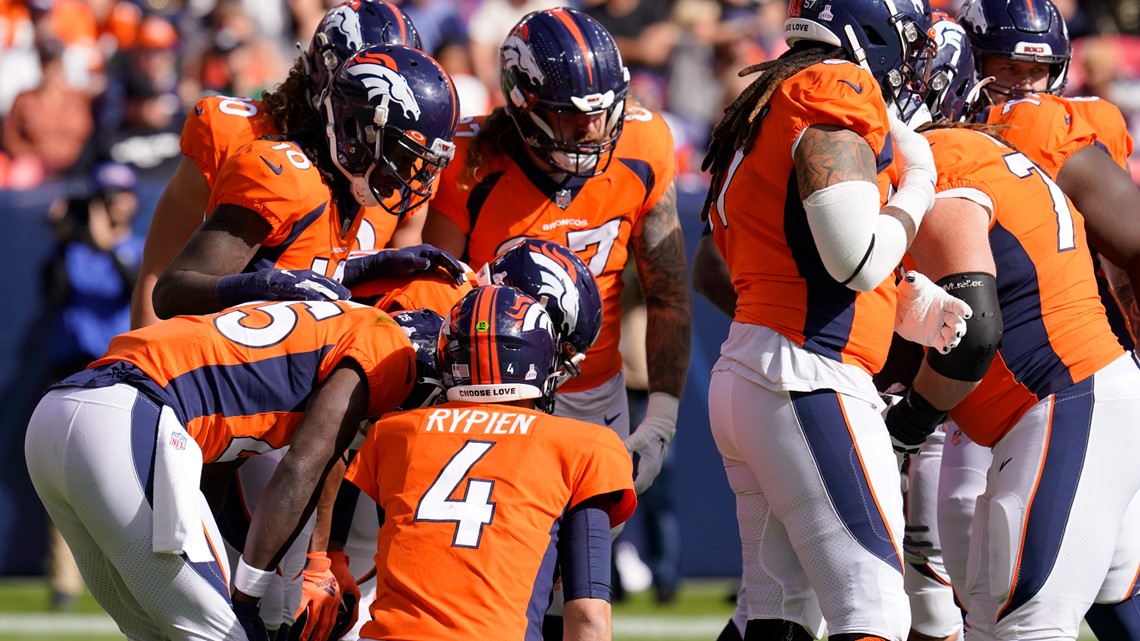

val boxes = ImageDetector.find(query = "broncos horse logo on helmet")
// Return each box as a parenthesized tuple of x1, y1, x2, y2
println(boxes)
(476, 238, 603, 385)
(922, 11, 988, 122)
(438, 286, 561, 413)
(957, 0, 1070, 99)
(321, 44, 458, 215)
(348, 62, 422, 120)
(304, 0, 422, 110)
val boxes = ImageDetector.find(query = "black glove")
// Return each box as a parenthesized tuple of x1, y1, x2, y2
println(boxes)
(217, 269, 349, 307)
(342, 244, 467, 287)
(232, 598, 271, 641)
(884, 389, 947, 459)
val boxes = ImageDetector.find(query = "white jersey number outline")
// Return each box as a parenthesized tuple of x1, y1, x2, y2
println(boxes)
(1002, 151, 1076, 252)
(415, 440, 497, 548)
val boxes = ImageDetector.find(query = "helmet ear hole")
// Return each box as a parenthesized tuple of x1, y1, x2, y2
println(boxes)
(864, 27, 887, 46)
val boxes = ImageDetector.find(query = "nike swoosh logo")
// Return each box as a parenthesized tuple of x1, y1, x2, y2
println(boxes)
(195, 105, 204, 116)
(999, 457, 1013, 471)
(838, 79, 863, 94)
(260, 156, 284, 175)
(603, 414, 620, 426)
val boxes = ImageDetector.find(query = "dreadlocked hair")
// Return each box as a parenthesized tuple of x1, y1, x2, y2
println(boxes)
(459, 106, 526, 191)
(261, 58, 322, 136)
(916, 121, 1019, 153)
(700, 43, 845, 221)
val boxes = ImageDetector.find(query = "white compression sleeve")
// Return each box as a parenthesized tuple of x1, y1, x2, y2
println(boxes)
(803, 180, 909, 292)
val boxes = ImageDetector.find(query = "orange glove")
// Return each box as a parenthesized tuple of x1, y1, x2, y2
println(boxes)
(290, 553, 340, 641)
(328, 551, 360, 640)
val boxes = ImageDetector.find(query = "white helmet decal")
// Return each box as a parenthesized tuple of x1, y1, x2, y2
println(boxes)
(328, 6, 363, 53)
(530, 252, 580, 336)
(347, 62, 421, 120)
(502, 34, 545, 85)
(960, 0, 989, 34)
(933, 19, 966, 67)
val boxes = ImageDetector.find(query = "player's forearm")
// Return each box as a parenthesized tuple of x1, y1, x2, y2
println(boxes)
(152, 270, 228, 318)
(243, 450, 333, 571)
(644, 301, 690, 398)
(564, 598, 612, 641)
(911, 363, 979, 413)
(308, 457, 347, 553)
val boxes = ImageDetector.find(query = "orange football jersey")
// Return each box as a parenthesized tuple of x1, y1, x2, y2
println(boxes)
(345, 402, 637, 641)
(986, 93, 1137, 350)
(208, 139, 365, 278)
(182, 95, 400, 252)
(429, 108, 675, 391)
(350, 266, 475, 317)
(708, 60, 897, 376)
(984, 93, 1098, 177)
(182, 96, 277, 190)
(72, 300, 414, 463)
(924, 127, 1123, 446)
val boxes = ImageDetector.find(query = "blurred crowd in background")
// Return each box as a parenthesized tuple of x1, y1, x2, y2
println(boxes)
(2, 0, 1137, 195)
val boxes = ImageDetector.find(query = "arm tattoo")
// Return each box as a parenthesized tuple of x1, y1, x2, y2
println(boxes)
(633, 182, 692, 398)
(794, 125, 878, 201)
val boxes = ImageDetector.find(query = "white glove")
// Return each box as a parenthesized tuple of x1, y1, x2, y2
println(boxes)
(625, 392, 678, 495)
(894, 270, 972, 354)
(886, 113, 937, 225)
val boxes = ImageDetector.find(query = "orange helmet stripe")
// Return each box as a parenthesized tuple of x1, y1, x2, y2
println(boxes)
(550, 8, 593, 85)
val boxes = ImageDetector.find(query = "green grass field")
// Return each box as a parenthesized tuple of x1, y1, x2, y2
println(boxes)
(0, 578, 1099, 640)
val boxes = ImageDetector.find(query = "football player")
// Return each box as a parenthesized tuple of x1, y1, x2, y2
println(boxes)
(697, 0, 961, 635)
(938, 2, 1140, 636)
(151, 42, 460, 320)
(131, 0, 431, 330)
(886, 53, 1140, 638)
(24, 297, 444, 641)
(423, 8, 691, 500)
(148, 42, 459, 639)
(345, 285, 636, 641)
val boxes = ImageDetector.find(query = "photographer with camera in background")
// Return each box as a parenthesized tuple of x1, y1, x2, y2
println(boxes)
(39, 161, 142, 609)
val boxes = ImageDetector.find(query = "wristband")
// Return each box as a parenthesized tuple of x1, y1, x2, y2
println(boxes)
(234, 556, 275, 599)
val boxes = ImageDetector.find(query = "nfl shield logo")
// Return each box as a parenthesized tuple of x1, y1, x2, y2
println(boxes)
(170, 432, 187, 451)
(555, 189, 572, 210)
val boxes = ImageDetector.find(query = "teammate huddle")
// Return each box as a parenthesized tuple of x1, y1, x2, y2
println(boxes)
(25, 3, 686, 641)
(698, 0, 1140, 639)
(23, 0, 1140, 640)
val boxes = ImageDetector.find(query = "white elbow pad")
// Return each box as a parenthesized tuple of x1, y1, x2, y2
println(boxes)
(804, 181, 907, 291)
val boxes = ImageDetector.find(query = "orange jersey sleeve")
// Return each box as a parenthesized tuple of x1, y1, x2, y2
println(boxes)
(208, 139, 362, 275)
(180, 96, 277, 189)
(709, 60, 896, 375)
(90, 301, 414, 463)
(984, 93, 1097, 177)
(1066, 96, 1134, 169)
(352, 206, 401, 252)
(922, 127, 1123, 446)
(427, 109, 676, 391)
(345, 403, 635, 641)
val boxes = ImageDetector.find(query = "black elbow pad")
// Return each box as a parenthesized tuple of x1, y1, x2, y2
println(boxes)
(926, 272, 1002, 382)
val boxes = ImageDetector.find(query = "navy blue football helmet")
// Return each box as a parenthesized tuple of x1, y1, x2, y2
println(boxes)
(304, 0, 422, 109)
(438, 286, 560, 413)
(785, 0, 936, 121)
(923, 11, 986, 122)
(392, 307, 445, 410)
(476, 238, 603, 384)
(321, 44, 459, 214)
(500, 8, 630, 177)
(958, 0, 1069, 98)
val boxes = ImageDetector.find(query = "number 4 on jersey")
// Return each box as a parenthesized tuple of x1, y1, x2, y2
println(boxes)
(415, 441, 497, 548)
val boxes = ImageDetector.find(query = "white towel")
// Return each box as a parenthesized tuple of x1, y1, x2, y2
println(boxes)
(151, 407, 213, 563)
